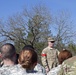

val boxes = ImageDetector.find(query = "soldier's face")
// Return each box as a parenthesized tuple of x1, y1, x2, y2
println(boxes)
(48, 41, 54, 47)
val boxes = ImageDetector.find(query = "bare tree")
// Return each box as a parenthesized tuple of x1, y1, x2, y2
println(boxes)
(23, 5, 52, 45)
(53, 11, 75, 50)
(0, 5, 52, 52)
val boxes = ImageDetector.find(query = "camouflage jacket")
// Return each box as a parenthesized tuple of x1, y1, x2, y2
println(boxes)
(34, 63, 46, 74)
(41, 46, 59, 70)
(0, 64, 45, 75)
(61, 56, 76, 75)
(47, 65, 62, 75)
(0, 64, 26, 75)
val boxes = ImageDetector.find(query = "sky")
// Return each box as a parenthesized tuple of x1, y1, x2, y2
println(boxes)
(0, 0, 76, 44)
(0, 0, 76, 32)
(0, 0, 76, 20)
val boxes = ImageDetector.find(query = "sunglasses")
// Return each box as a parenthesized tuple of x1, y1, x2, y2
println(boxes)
(50, 41, 55, 43)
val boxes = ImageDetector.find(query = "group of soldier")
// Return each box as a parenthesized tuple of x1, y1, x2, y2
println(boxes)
(41, 37, 76, 75)
(0, 37, 76, 75)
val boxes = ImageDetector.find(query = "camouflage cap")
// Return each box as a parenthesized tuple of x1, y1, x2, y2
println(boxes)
(48, 37, 55, 42)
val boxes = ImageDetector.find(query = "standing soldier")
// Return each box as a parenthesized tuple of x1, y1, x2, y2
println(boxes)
(41, 37, 59, 73)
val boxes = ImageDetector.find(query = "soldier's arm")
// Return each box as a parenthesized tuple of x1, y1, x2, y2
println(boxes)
(41, 49, 50, 73)
(41, 51, 48, 67)
(55, 49, 60, 66)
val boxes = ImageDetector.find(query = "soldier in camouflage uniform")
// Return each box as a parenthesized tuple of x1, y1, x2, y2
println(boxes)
(60, 56, 76, 75)
(0, 43, 26, 75)
(21, 45, 46, 74)
(41, 37, 59, 73)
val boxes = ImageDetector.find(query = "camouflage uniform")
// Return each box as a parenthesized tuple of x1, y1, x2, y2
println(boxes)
(0, 64, 45, 75)
(41, 46, 59, 70)
(61, 56, 76, 75)
(34, 63, 46, 74)
(47, 65, 62, 75)
(0, 64, 26, 75)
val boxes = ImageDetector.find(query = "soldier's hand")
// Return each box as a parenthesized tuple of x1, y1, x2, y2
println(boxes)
(45, 66, 50, 73)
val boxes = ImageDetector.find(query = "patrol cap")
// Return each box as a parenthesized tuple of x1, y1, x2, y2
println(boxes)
(48, 37, 55, 42)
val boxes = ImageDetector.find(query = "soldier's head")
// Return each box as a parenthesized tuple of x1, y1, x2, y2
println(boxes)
(47, 37, 55, 48)
(22, 45, 34, 50)
(58, 50, 72, 64)
(0, 43, 16, 62)
(18, 46, 38, 70)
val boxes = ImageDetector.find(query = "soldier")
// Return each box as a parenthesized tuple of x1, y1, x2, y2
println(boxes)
(21, 45, 46, 74)
(0, 43, 45, 75)
(41, 37, 59, 73)
(60, 56, 76, 75)
(0, 43, 26, 75)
